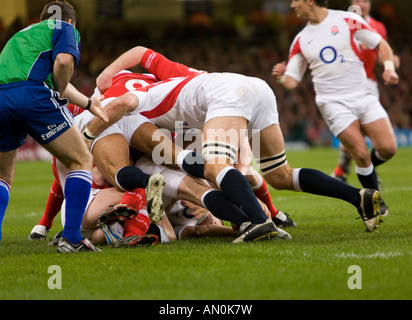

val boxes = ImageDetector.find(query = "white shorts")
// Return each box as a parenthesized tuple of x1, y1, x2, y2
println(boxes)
(316, 92, 388, 137)
(200, 74, 279, 130)
(134, 155, 187, 207)
(139, 73, 279, 137)
(74, 101, 152, 151)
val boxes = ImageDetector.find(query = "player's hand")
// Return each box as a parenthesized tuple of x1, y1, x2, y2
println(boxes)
(89, 95, 109, 123)
(272, 61, 287, 79)
(383, 70, 399, 86)
(96, 71, 112, 94)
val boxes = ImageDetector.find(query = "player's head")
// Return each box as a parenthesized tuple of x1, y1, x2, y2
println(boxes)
(40, 1, 77, 26)
(291, 0, 328, 19)
(350, 0, 371, 19)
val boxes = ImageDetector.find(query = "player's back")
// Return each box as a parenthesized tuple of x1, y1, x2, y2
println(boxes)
(0, 20, 80, 89)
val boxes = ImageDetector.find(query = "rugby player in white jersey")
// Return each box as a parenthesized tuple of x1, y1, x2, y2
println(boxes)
(83, 45, 385, 234)
(272, 0, 398, 216)
(332, 0, 400, 186)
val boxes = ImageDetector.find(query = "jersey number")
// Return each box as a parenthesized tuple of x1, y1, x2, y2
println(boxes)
(125, 79, 150, 91)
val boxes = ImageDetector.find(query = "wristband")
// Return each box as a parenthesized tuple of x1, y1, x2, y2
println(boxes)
(277, 75, 287, 84)
(82, 127, 96, 141)
(384, 60, 395, 72)
(84, 99, 92, 110)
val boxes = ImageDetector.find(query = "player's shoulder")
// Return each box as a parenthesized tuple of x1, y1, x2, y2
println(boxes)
(329, 9, 365, 24)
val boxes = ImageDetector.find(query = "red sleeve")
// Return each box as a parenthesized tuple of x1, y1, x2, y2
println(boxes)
(67, 103, 84, 117)
(140, 49, 206, 80)
(371, 19, 387, 40)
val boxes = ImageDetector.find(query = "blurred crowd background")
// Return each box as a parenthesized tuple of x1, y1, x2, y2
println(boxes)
(1, 0, 412, 148)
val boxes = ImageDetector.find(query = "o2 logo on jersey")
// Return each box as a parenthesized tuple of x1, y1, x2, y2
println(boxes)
(320, 46, 346, 64)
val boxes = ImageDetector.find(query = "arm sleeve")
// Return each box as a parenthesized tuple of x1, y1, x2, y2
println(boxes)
(284, 36, 308, 82)
(141, 49, 205, 80)
(52, 23, 81, 67)
(347, 14, 382, 50)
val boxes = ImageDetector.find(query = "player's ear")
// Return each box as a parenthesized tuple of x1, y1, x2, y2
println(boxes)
(67, 19, 75, 27)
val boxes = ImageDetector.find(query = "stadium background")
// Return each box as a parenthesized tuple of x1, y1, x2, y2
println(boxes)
(1, 0, 411, 160)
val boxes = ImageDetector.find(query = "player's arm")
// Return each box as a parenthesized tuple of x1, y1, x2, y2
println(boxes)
(53, 52, 75, 96)
(272, 62, 300, 90)
(63, 83, 108, 123)
(81, 93, 138, 144)
(353, 18, 399, 86)
(97, 46, 149, 93)
(375, 39, 399, 85)
(53, 52, 108, 122)
(272, 35, 306, 90)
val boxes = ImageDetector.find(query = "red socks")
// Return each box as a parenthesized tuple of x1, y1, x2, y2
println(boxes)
(333, 165, 346, 178)
(120, 188, 150, 237)
(120, 188, 146, 209)
(123, 211, 151, 237)
(39, 178, 64, 229)
(253, 178, 279, 218)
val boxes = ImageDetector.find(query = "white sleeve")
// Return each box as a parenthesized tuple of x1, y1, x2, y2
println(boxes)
(284, 36, 308, 82)
(285, 54, 308, 82)
(355, 29, 382, 50)
(349, 13, 382, 49)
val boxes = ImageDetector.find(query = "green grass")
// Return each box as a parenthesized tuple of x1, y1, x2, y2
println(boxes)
(1, 148, 412, 300)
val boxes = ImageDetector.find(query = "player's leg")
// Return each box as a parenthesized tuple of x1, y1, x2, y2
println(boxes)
(29, 177, 63, 240)
(362, 117, 397, 170)
(176, 174, 250, 226)
(125, 115, 205, 178)
(332, 144, 352, 182)
(337, 121, 380, 191)
(135, 155, 251, 226)
(92, 134, 140, 189)
(29, 158, 64, 240)
(255, 124, 382, 231)
(236, 137, 289, 224)
(92, 133, 164, 223)
(202, 116, 278, 242)
(43, 125, 97, 249)
(0, 150, 17, 243)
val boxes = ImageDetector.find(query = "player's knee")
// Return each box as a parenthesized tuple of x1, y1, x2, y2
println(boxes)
(380, 145, 397, 160)
(354, 148, 371, 166)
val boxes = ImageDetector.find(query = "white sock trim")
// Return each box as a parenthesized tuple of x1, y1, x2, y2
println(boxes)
(251, 173, 264, 191)
(356, 164, 374, 176)
(176, 150, 192, 171)
(292, 168, 303, 192)
(374, 150, 389, 162)
(201, 189, 215, 208)
(215, 166, 236, 189)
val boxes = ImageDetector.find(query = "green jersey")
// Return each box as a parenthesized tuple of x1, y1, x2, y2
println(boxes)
(0, 20, 81, 89)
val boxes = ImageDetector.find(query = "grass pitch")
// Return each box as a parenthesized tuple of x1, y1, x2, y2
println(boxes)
(0, 147, 411, 301)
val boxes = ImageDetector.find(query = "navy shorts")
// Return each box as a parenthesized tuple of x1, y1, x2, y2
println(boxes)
(0, 81, 74, 151)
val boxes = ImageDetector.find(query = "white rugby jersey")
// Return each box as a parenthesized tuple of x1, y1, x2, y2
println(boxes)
(285, 9, 382, 97)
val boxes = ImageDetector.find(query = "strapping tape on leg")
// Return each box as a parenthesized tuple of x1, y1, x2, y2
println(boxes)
(202, 141, 238, 164)
(256, 152, 287, 175)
